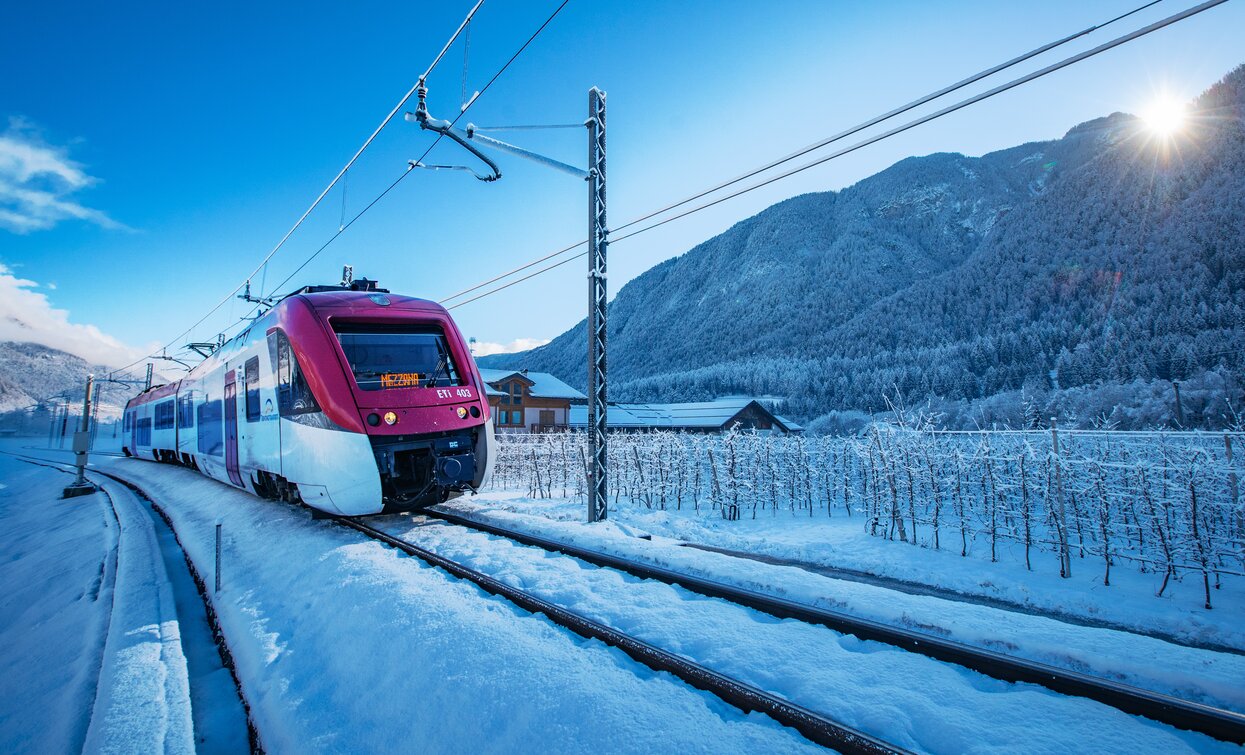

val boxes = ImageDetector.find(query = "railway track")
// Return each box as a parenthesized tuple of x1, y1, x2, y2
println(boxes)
(334, 514, 903, 754)
(421, 507, 1245, 745)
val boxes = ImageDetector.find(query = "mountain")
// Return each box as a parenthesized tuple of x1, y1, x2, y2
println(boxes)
(0, 342, 136, 419)
(481, 66, 1245, 430)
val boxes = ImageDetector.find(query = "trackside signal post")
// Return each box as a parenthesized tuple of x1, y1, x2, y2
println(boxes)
(410, 85, 610, 522)
(585, 88, 608, 522)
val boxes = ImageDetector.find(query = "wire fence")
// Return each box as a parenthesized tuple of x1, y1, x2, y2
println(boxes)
(487, 428, 1245, 606)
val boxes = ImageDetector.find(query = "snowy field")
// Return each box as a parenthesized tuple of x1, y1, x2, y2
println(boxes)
(487, 430, 1245, 651)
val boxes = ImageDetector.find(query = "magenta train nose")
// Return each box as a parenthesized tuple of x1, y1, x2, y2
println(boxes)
(121, 282, 494, 516)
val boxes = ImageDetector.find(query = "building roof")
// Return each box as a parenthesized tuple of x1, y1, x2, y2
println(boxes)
(476, 368, 587, 401)
(772, 414, 803, 432)
(568, 398, 801, 433)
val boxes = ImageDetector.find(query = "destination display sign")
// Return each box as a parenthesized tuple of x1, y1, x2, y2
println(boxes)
(380, 372, 421, 388)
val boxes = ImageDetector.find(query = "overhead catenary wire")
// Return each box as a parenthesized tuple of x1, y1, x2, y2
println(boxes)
(114, 0, 485, 376)
(128, 0, 569, 367)
(440, 0, 1167, 305)
(235, 0, 572, 326)
(445, 0, 1228, 311)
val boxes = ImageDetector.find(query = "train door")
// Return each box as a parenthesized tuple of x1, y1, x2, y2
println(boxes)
(129, 410, 137, 451)
(224, 369, 244, 488)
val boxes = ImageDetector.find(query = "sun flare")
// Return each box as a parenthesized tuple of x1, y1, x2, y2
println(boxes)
(1140, 96, 1187, 137)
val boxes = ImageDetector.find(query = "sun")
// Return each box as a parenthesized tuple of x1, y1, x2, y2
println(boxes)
(1140, 96, 1187, 137)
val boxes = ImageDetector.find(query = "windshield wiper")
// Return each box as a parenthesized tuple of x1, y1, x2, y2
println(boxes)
(425, 343, 449, 388)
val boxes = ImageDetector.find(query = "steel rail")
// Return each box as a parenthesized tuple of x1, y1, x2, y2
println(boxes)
(423, 508, 1245, 744)
(335, 515, 904, 755)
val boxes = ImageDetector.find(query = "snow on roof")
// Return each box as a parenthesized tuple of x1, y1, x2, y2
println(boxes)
(477, 368, 587, 401)
(568, 398, 800, 432)
(773, 414, 803, 432)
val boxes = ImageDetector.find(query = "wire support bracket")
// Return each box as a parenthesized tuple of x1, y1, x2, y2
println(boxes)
(406, 85, 501, 182)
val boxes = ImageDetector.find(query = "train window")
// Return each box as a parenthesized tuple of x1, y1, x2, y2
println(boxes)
(272, 330, 320, 416)
(137, 417, 152, 446)
(123, 412, 131, 431)
(197, 399, 223, 455)
(178, 393, 195, 428)
(332, 322, 463, 391)
(245, 356, 261, 422)
(155, 400, 175, 430)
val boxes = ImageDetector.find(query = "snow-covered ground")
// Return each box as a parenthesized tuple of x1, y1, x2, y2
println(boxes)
(435, 494, 1245, 717)
(0, 453, 115, 753)
(5, 441, 1243, 753)
(373, 509, 1238, 753)
(93, 455, 827, 754)
(460, 488, 1245, 655)
(0, 444, 246, 753)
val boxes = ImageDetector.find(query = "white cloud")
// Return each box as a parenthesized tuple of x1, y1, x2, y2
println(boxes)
(0, 262, 149, 367)
(0, 118, 125, 234)
(471, 337, 550, 357)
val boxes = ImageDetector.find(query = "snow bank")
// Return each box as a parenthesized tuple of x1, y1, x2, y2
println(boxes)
(82, 478, 195, 754)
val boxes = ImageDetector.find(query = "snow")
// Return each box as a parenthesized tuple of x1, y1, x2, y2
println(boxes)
(5, 440, 1243, 753)
(0, 444, 247, 753)
(100, 457, 824, 753)
(0, 455, 114, 753)
(83, 475, 196, 755)
(438, 493, 1245, 717)
(464, 474, 1245, 649)
(378, 510, 1238, 752)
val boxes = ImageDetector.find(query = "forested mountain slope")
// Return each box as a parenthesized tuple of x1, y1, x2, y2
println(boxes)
(481, 66, 1245, 429)
(0, 342, 133, 418)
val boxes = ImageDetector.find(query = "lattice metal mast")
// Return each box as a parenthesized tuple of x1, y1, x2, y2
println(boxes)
(409, 82, 610, 522)
(586, 87, 608, 523)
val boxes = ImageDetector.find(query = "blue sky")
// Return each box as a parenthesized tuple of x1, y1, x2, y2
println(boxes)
(2, 0, 1242, 373)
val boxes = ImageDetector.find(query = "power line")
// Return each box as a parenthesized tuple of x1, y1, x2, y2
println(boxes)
(446, 0, 1227, 310)
(115, 0, 485, 375)
(440, 238, 586, 304)
(440, 0, 1166, 305)
(235, 0, 572, 326)
(606, 0, 1166, 240)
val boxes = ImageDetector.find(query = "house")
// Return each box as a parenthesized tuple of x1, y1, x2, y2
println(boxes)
(568, 397, 802, 434)
(477, 368, 587, 433)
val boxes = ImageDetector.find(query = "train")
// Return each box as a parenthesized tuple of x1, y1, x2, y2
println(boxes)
(121, 279, 495, 516)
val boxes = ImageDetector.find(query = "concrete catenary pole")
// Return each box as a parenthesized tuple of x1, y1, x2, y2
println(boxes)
(586, 87, 609, 523)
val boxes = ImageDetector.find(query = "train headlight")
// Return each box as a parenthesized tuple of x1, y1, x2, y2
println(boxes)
(367, 413, 381, 427)
(456, 406, 468, 419)
(383, 411, 398, 425)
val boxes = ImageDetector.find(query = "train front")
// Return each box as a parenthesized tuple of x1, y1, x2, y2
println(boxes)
(285, 289, 494, 514)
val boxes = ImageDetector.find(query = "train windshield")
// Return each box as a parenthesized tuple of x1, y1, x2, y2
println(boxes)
(333, 323, 464, 391)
